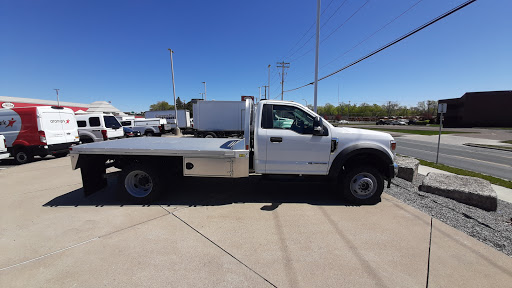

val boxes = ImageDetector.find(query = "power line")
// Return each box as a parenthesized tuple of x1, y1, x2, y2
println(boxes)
(284, 0, 478, 93)
(321, 0, 370, 44)
(284, 0, 337, 60)
(321, 0, 424, 70)
(289, 0, 366, 63)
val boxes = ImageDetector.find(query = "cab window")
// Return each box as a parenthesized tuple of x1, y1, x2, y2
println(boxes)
(77, 120, 87, 128)
(120, 121, 132, 126)
(270, 105, 315, 135)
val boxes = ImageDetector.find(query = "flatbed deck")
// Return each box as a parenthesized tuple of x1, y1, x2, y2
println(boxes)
(71, 137, 246, 158)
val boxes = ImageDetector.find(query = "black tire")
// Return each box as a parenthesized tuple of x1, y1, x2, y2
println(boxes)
(342, 166, 384, 204)
(118, 163, 163, 204)
(145, 130, 154, 137)
(54, 152, 68, 158)
(80, 136, 94, 144)
(204, 132, 217, 138)
(14, 148, 33, 165)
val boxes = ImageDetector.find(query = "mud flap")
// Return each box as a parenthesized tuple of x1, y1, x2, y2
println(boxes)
(80, 156, 107, 196)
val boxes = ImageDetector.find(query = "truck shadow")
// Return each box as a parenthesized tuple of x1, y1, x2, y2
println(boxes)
(44, 174, 367, 208)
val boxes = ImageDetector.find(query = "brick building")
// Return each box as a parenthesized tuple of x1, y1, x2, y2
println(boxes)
(438, 91, 512, 127)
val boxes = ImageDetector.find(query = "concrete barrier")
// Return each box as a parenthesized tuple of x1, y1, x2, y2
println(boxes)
(395, 155, 419, 182)
(419, 173, 498, 211)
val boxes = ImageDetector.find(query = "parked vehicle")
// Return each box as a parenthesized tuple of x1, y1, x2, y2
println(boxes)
(123, 127, 141, 137)
(376, 119, 390, 125)
(192, 100, 246, 138)
(118, 117, 166, 136)
(0, 135, 9, 161)
(391, 120, 407, 125)
(70, 99, 398, 205)
(338, 120, 349, 124)
(0, 106, 79, 164)
(75, 113, 124, 143)
(143, 110, 191, 132)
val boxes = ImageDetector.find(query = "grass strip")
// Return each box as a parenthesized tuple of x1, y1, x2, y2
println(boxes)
(417, 159, 512, 189)
(361, 128, 471, 135)
(502, 140, 512, 145)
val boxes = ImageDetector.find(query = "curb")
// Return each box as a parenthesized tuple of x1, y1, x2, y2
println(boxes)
(463, 143, 512, 152)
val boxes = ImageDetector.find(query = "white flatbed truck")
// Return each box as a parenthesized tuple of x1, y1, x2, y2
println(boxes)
(70, 99, 398, 204)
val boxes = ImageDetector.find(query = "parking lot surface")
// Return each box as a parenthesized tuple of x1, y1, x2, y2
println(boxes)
(1, 157, 511, 287)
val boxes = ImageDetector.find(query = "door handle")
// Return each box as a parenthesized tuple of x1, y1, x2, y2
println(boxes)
(270, 137, 282, 143)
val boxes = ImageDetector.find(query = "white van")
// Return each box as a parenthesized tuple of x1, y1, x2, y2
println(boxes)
(0, 135, 9, 161)
(75, 113, 124, 143)
(0, 106, 79, 164)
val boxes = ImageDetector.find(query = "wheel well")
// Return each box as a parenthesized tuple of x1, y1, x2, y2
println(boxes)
(341, 154, 388, 178)
(113, 155, 183, 176)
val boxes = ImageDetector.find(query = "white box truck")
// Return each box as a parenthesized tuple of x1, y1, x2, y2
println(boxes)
(0, 106, 80, 164)
(70, 99, 398, 205)
(192, 101, 246, 138)
(144, 110, 191, 131)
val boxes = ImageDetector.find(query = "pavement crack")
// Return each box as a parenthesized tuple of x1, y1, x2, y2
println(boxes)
(171, 211, 277, 288)
(0, 213, 169, 271)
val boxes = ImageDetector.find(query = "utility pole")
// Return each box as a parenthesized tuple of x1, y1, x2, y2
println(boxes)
(276, 61, 290, 100)
(199, 92, 204, 100)
(263, 85, 268, 100)
(258, 87, 261, 102)
(53, 89, 60, 106)
(348, 100, 351, 121)
(268, 64, 271, 99)
(168, 48, 181, 136)
(313, 0, 321, 112)
(202, 82, 207, 100)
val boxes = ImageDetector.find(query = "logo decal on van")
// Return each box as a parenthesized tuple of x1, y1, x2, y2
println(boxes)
(50, 119, 72, 124)
(3, 118, 16, 128)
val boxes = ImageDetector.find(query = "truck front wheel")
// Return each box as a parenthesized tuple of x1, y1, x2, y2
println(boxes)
(119, 164, 162, 204)
(342, 166, 383, 204)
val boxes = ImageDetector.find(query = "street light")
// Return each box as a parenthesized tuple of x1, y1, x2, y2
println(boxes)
(202, 82, 207, 100)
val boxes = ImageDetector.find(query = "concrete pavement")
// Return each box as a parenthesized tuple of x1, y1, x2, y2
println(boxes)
(1, 157, 511, 287)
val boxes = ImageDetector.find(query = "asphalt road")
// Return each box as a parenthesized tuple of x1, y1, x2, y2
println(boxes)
(395, 138, 512, 181)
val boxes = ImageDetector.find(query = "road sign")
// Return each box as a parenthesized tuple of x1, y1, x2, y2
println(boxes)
(438, 103, 447, 113)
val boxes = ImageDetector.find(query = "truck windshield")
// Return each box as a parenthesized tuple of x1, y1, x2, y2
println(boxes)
(104, 116, 121, 129)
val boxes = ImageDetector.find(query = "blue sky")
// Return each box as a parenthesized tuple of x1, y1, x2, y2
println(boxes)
(1, 0, 510, 112)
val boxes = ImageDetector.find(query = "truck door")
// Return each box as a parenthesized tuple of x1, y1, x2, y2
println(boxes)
(262, 104, 331, 175)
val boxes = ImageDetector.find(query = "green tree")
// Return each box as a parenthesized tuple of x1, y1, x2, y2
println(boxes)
(176, 97, 185, 109)
(149, 101, 173, 111)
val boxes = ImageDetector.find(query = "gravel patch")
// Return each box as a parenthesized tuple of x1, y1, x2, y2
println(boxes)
(385, 175, 512, 257)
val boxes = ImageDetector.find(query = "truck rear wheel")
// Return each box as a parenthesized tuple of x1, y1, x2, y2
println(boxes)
(342, 166, 383, 204)
(145, 130, 154, 137)
(118, 164, 162, 204)
(204, 132, 217, 138)
(14, 148, 33, 165)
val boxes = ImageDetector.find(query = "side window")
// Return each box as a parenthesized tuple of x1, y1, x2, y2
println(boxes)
(271, 105, 315, 134)
(120, 121, 131, 126)
(89, 117, 101, 127)
(77, 120, 87, 127)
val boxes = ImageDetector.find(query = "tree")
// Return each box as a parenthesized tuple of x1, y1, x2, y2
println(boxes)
(176, 97, 185, 109)
(149, 101, 173, 111)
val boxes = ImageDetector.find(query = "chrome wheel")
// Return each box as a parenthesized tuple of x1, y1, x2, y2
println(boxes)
(349, 172, 377, 199)
(124, 170, 153, 198)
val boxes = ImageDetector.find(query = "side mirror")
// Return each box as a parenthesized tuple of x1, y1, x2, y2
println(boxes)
(313, 116, 324, 135)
